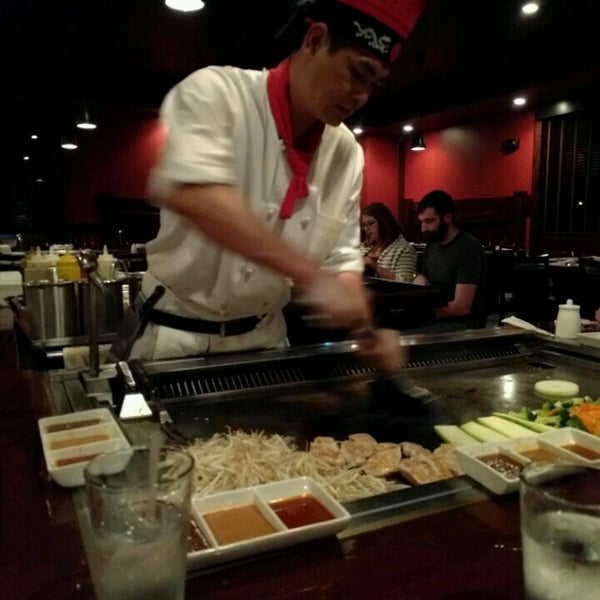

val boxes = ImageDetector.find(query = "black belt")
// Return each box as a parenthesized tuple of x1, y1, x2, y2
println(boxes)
(146, 309, 263, 337)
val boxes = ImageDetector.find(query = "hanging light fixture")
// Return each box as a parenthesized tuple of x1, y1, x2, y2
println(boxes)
(76, 107, 97, 130)
(165, 0, 205, 11)
(60, 135, 78, 150)
(410, 133, 426, 151)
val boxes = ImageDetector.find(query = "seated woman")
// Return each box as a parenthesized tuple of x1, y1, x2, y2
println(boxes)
(360, 202, 417, 282)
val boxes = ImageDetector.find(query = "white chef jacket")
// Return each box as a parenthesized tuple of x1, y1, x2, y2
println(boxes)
(133, 65, 365, 360)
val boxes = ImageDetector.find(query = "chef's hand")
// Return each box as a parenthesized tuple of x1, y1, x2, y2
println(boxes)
(298, 271, 371, 331)
(354, 327, 407, 374)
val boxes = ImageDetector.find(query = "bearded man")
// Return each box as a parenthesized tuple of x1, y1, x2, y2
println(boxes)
(414, 190, 487, 330)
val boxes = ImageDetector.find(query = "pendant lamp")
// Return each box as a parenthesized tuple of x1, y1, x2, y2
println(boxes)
(410, 133, 426, 151)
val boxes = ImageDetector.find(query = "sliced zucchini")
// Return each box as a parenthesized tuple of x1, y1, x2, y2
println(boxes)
(492, 412, 555, 433)
(477, 415, 539, 438)
(434, 425, 480, 446)
(460, 421, 510, 442)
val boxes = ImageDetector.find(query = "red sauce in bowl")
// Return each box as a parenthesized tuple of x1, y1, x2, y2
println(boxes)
(269, 494, 335, 529)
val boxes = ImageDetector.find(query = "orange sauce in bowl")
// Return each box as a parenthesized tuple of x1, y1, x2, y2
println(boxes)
(560, 443, 600, 460)
(269, 494, 335, 529)
(517, 447, 557, 461)
(203, 504, 276, 545)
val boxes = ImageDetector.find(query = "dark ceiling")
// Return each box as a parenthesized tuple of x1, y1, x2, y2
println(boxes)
(1, 0, 600, 140)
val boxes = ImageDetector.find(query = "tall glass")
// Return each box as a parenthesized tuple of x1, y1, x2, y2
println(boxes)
(520, 461, 600, 600)
(84, 446, 194, 600)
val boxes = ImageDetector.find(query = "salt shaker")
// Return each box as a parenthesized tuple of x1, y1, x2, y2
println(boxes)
(555, 298, 581, 339)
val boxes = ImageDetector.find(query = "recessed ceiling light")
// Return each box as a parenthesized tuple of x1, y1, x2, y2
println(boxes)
(522, 2, 540, 16)
(352, 126, 364, 136)
(23, 155, 30, 161)
(165, 0, 205, 11)
(61, 141, 78, 150)
(402, 124, 414, 133)
(30, 134, 38, 140)
(513, 97, 527, 106)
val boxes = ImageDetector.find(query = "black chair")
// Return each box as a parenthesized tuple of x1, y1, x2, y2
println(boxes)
(485, 250, 514, 324)
(578, 257, 600, 319)
(508, 255, 555, 325)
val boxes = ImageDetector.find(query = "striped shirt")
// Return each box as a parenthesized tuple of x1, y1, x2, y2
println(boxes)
(361, 235, 417, 282)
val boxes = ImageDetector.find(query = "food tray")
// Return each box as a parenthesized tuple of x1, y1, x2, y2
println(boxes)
(187, 477, 350, 571)
(38, 408, 131, 487)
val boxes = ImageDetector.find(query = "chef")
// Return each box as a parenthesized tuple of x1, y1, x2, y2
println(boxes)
(129, 0, 429, 372)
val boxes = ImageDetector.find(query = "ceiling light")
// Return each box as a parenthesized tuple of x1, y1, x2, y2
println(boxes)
(521, 2, 540, 16)
(410, 133, 426, 151)
(30, 134, 38, 140)
(60, 136, 78, 150)
(352, 126, 364, 136)
(23, 156, 30, 161)
(402, 124, 414, 133)
(513, 96, 527, 106)
(76, 108, 97, 130)
(165, 0, 205, 11)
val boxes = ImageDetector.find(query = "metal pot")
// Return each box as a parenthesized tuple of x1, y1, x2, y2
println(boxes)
(23, 281, 80, 340)
(78, 279, 124, 335)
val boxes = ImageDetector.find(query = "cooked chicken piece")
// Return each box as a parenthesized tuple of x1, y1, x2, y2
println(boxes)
(309, 436, 345, 466)
(396, 455, 454, 485)
(400, 441, 431, 458)
(348, 433, 378, 454)
(432, 444, 463, 476)
(340, 439, 373, 467)
(376, 442, 401, 453)
(363, 446, 402, 477)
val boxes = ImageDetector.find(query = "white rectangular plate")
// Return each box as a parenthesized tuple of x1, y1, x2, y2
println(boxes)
(38, 408, 131, 487)
(187, 477, 350, 571)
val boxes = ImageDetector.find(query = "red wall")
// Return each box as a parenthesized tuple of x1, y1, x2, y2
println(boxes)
(64, 107, 165, 223)
(403, 111, 535, 201)
(360, 136, 399, 213)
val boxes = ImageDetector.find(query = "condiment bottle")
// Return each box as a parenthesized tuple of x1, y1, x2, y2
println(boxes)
(24, 246, 53, 282)
(555, 298, 581, 339)
(97, 245, 116, 280)
(56, 251, 82, 281)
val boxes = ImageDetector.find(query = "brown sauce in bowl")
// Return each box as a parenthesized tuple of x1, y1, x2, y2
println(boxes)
(478, 453, 523, 479)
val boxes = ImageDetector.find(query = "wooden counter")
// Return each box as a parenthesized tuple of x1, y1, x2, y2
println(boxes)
(0, 320, 525, 600)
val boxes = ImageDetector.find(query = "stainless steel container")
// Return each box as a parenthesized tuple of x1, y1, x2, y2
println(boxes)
(78, 279, 124, 335)
(23, 281, 80, 340)
(125, 272, 144, 306)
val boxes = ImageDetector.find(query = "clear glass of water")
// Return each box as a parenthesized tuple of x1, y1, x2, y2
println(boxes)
(520, 461, 600, 600)
(84, 445, 194, 600)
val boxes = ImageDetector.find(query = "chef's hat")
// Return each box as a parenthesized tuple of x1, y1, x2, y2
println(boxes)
(302, 0, 429, 65)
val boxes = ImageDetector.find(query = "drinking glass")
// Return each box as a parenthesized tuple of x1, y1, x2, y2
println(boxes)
(520, 461, 600, 600)
(84, 445, 194, 600)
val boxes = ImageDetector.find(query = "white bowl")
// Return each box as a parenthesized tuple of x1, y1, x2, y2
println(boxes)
(537, 427, 600, 465)
(188, 477, 350, 571)
(455, 441, 528, 495)
(38, 408, 131, 487)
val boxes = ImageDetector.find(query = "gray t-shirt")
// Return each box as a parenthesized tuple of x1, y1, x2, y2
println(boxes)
(422, 230, 487, 328)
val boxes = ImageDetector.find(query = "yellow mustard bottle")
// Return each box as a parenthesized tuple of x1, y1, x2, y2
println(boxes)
(56, 251, 82, 281)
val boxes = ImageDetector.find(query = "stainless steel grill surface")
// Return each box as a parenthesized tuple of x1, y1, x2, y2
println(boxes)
(99, 328, 600, 451)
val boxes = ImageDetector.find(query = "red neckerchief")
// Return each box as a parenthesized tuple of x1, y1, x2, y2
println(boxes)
(267, 57, 324, 219)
